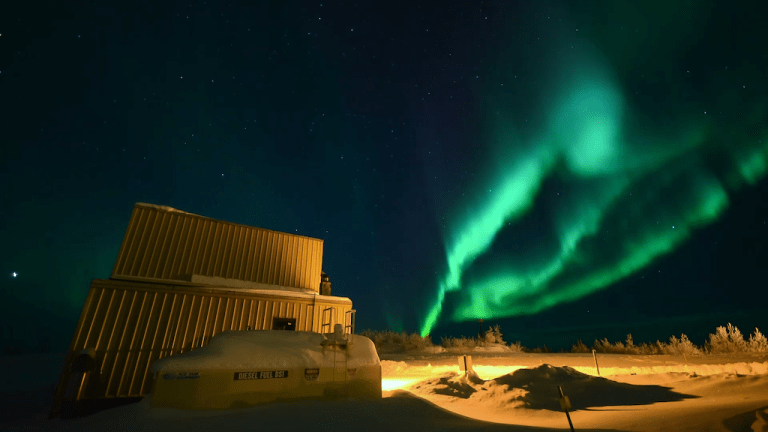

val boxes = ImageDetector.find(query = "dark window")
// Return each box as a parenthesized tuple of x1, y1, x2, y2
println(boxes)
(272, 317, 296, 331)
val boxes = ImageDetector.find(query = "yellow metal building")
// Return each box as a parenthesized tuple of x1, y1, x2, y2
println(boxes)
(51, 203, 353, 417)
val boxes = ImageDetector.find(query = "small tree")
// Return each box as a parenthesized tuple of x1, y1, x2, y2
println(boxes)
(748, 328, 768, 353)
(707, 323, 747, 353)
(484, 324, 505, 345)
(666, 334, 701, 355)
(571, 340, 590, 353)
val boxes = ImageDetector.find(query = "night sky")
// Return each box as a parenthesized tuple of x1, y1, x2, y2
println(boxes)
(2, 1, 767, 354)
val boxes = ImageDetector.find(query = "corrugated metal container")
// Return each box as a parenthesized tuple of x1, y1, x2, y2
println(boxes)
(51, 278, 353, 416)
(112, 203, 324, 292)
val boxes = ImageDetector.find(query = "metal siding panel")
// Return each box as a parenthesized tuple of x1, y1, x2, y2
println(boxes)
(243, 229, 254, 281)
(170, 295, 190, 357)
(309, 241, 319, 291)
(118, 291, 149, 396)
(79, 287, 105, 349)
(288, 236, 298, 288)
(262, 301, 270, 329)
(212, 223, 227, 277)
(159, 294, 180, 359)
(264, 232, 274, 285)
(147, 292, 170, 368)
(129, 291, 159, 395)
(160, 214, 183, 280)
(179, 295, 199, 353)
(179, 217, 198, 276)
(272, 235, 282, 286)
(296, 303, 304, 331)
(217, 223, 230, 277)
(282, 236, 292, 288)
(221, 297, 231, 331)
(256, 230, 267, 283)
(222, 224, 235, 277)
(299, 238, 309, 290)
(277, 235, 288, 286)
(295, 238, 304, 288)
(279, 234, 289, 286)
(272, 232, 282, 286)
(201, 297, 215, 347)
(301, 240, 309, 288)
(306, 241, 316, 291)
(249, 230, 259, 282)
(294, 238, 304, 289)
(201, 222, 215, 277)
(147, 212, 169, 279)
(248, 300, 257, 329)
(209, 297, 222, 337)
(193, 220, 210, 278)
(229, 298, 240, 330)
(315, 240, 324, 291)
(258, 231, 268, 284)
(137, 211, 160, 278)
(223, 225, 237, 278)
(191, 296, 207, 348)
(123, 209, 150, 277)
(105, 290, 137, 396)
(210, 223, 224, 277)
(97, 289, 127, 387)
(239, 299, 248, 330)
(232, 226, 245, 280)
(232, 225, 243, 279)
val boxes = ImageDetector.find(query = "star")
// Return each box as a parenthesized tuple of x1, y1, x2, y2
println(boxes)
(12, 272, 17, 277)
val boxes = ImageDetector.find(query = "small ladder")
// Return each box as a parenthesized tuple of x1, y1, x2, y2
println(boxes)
(320, 307, 334, 333)
(344, 309, 356, 335)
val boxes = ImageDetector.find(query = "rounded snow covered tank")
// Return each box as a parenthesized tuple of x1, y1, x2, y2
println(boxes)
(148, 325, 381, 409)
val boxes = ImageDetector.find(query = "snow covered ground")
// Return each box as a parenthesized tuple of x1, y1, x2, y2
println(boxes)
(2, 348, 768, 432)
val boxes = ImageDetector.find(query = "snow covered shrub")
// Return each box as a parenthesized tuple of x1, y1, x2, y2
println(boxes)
(571, 340, 590, 353)
(593, 338, 628, 354)
(748, 328, 768, 353)
(440, 336, 478, 349)
(664, 334, 702, 355)
(706, 323, 748, 353)
(621, 335, 641, 354)
(403, 332, 432, 350)
(483, 325, 506, 345)
(360, 330, 436, 352)
(507, 340, 525, 353)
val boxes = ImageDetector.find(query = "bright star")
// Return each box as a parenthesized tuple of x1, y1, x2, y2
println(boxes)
(12, 272, 17, 277)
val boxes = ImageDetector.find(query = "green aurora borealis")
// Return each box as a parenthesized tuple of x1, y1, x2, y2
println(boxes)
(421, 14, 768, 337)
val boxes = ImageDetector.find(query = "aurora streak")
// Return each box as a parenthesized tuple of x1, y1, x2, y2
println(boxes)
(420, 29, 768, 337)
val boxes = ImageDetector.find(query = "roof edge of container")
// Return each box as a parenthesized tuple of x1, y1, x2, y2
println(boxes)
(132, 202, 324, 243)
